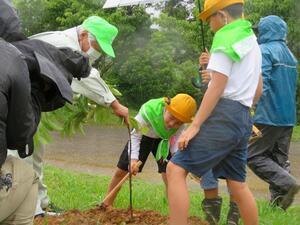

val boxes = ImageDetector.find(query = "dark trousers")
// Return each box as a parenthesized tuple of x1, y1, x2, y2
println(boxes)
(247, 124, 297, 200)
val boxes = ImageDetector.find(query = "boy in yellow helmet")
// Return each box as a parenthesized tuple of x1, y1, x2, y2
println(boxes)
(102, 94, 197, 207)
(167, 1, 263, 225)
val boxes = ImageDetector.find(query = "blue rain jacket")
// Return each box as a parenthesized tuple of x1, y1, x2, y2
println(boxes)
(254, 15, 298, 126)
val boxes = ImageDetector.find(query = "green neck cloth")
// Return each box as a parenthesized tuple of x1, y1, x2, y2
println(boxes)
(140, 98, 177, 161)
(211, 19, 255, 62)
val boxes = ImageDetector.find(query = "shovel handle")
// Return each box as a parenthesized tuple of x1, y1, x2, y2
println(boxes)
(102, 161, 142, 204)
(252, 125, 262, 137)
(248, 125, 262, 144)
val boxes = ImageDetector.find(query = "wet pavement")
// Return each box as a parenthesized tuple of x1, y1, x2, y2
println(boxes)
(46, 125, 300, 205)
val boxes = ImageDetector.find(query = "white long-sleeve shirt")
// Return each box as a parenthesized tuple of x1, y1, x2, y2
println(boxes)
(30, 27, 116, 106)
(130, 112, 184, 160)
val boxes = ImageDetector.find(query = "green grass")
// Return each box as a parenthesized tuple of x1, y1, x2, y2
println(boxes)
(44, 165, 300, 225)
(292, 126, 300, 142)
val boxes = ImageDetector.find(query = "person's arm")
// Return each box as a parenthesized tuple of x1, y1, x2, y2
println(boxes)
(0, 90, 14, 192)
(251, 47, 271, 108)
(129, 113, 151, 159)
(0, 91, 7, 168)
(129, 130, 142, 175)
(71, 68, 115, 105)
(260, 47, 273, 97)
(110, 99, 129, 124)
(178, 52, 232, 150)
(0, 92, 11, 189)
(129, 113, 149, 174)
(253, 73, 263, 106)
(0, 0, 27, 42)
(178, 72, 228, 150)
(71, 68, 129, 123)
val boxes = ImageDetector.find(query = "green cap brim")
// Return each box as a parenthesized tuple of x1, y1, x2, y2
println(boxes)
(98, 39, 115, 58)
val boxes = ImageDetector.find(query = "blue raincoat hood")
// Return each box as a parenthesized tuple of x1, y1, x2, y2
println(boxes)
(258, 15, 287, 44)
(254, 15, 298, 126)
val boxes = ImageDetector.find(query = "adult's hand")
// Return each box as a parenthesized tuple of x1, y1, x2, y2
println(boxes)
(110, 100, 129, 125)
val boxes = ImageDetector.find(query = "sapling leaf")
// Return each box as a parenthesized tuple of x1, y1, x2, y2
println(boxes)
(129, 116, 139, 130)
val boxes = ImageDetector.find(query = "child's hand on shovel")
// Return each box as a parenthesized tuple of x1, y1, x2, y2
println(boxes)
(100, 160, 143, 209)
(130, 159, 140, 175)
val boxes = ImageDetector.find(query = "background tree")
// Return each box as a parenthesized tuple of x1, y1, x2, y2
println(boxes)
(111, 14, 202, 107)
(14, 0, 300, 126)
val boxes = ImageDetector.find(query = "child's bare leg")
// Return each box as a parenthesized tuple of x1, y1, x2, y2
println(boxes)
(204, 188, 218, 198)
(161, 172, 168, 199)
(227, 179, 258, 225)
(161, 172, 168, 186)
(103, 168, 128, 206)
(167, 162, 189, 225)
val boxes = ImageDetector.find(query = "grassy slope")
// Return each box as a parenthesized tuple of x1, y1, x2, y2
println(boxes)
(44, 165, 300, 225)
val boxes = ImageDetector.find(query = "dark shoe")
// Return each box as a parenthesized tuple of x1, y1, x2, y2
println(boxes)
(201, 197, 222, 225)
(270, 195, 284, 208)
(44, 202, 64, 213)
(226, 201, 240, 225)
(279, 184, 300, 210)
(34, 213, 45, 219)
(35, 211, 60, 218)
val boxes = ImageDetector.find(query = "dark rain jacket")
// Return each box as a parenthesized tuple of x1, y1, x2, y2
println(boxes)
(0, 39, 36, 166)
(0, 0, 91, 166)
(0, 0, 27, 42)
(12, 39, 91, 112)
(0, 39, 91, 166)
(254, 15, 298, 126)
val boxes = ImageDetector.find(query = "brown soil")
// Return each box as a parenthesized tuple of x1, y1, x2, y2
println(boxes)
(34, 206, 208, 225)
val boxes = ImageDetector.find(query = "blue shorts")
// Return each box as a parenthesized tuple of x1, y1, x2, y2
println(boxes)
(171, 98, 252, 182)
(201, 170, 218, 190)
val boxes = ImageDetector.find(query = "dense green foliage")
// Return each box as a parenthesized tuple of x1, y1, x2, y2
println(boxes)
(13, 0, 300, 125)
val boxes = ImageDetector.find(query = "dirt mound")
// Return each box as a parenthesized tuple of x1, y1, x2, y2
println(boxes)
(34, 206, 208, 225)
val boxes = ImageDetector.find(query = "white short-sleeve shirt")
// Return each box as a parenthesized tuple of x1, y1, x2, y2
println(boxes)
(207, 37, 262, 107)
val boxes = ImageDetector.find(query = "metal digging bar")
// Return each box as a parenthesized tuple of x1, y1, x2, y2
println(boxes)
(127, 124, 134, 220)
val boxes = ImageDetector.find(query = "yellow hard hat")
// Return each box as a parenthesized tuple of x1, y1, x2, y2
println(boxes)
(199, 0, 244, 21)
(165, 94, 197, 123)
